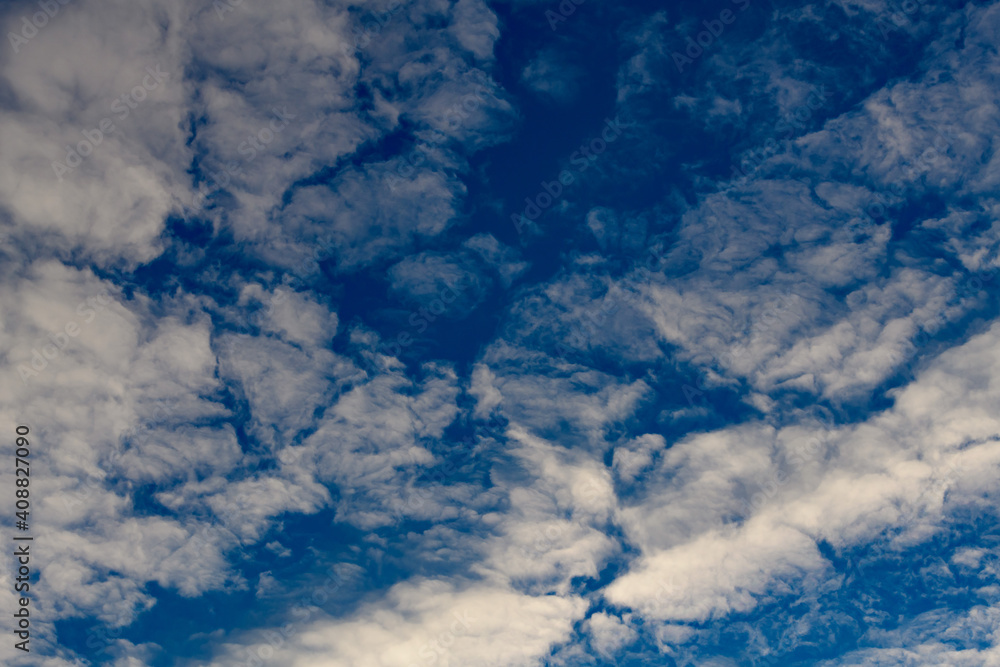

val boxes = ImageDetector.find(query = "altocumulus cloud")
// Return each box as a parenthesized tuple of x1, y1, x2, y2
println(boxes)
(2, 0, 1000, 666)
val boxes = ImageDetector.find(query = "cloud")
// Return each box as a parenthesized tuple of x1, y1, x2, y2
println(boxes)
(207, 578, 587, 667)
(604, 320, 1000, 632)
(586, 612, 638, 659)
(520, 48, 583, 104)
(388, 251, 491, 312)
(4, 0, 1000, 665)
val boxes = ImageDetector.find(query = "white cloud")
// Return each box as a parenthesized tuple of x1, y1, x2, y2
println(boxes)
(604, 321, 1000, 627)
(586, 612, 638, 658)
(207, 579, 587, 667)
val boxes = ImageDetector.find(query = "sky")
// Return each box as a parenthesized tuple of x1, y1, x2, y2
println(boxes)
(2, 0, 1000, 665)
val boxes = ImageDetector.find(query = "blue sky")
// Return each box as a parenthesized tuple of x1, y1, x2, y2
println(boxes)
(3, 0, 1000, 665)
